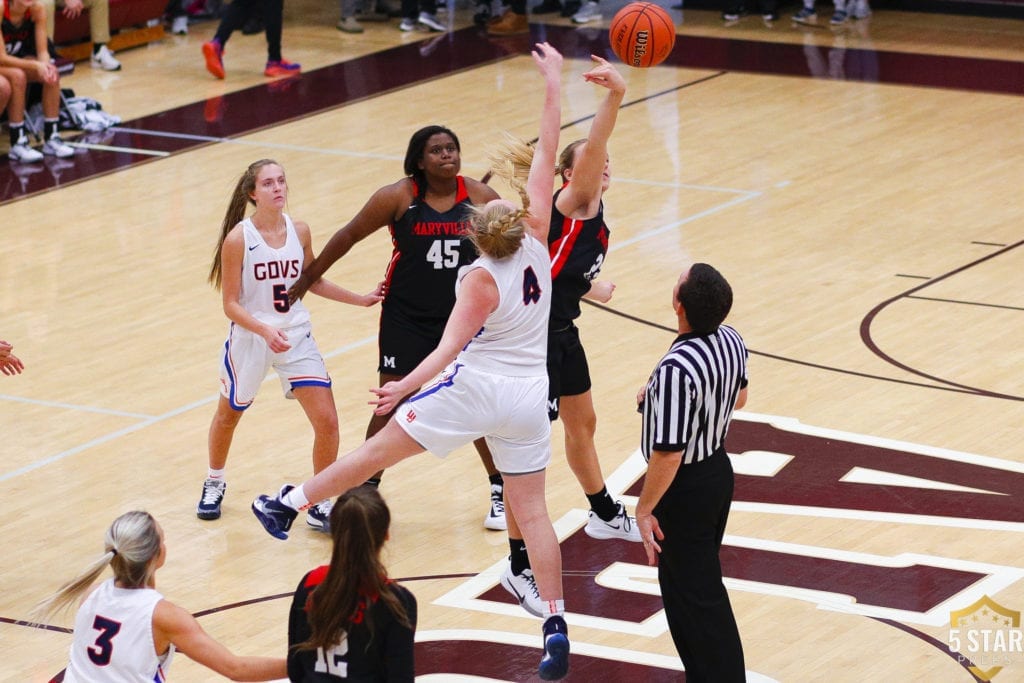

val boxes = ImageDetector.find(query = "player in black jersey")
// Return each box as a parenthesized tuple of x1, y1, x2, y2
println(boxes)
(288, 486, 417, 681)
(289, 126, 508, 531)
(502, 55, 642, 607)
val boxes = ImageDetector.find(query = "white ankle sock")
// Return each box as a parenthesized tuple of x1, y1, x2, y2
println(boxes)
(283, 485, 310, 511)
(207, 468, 225, 480)
(544, 599, 565, 617)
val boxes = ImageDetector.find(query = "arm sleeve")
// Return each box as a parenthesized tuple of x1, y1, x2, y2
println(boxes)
(652, 363, 691, 452)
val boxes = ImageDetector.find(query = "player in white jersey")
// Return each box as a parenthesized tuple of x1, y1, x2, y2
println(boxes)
(199, 159, 382, 529)
(32, 511, 285, 681)
(253, 43, 572, 681)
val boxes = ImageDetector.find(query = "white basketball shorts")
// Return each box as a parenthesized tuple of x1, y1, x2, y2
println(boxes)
(219, 321, 331, 410)
(395, 362, 551, 475)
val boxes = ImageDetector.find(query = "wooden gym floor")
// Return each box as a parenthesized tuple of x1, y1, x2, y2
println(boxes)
(1, 2, 1022, 681)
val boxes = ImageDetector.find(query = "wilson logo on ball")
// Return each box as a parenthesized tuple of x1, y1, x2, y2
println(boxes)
(609, 1, 677, 68)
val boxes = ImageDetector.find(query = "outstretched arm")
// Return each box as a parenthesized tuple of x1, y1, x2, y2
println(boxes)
(371, 267, 498, 415)
(294, 219, 384, 307)
(289, 181, 408, 302)
(154, 601, 287, 681)
(557, 56, 626, 217)
(524, 42, 563, 244)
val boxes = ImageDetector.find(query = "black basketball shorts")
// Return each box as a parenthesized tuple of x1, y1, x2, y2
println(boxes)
(546, 323, 592, 421)
(378, 310, 446, 376)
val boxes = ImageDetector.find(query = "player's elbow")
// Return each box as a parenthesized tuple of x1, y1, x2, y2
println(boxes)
(735, 387, 748, 410)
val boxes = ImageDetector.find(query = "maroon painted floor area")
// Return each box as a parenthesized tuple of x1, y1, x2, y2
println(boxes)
(2, 24, 1021, 204)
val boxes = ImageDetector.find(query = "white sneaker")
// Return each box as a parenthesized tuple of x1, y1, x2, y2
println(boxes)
(172, 15, 189, 34)
(43, 134, 75, 158)
(484, 484, 507, 531)
(417, 11, 446, 31)
(500, 564, 545, 617)
(91, 45, 122, 71)
(398, 17, 416, 30)
(8, 135, 43, 163)
(584, 501, 641, 542)
(850, 0, 871, 18)
(306, 499, 333, 532)
(572, 1, 602, 23)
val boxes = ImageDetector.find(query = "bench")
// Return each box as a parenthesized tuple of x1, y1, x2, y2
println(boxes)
(53, 0, 167, 62)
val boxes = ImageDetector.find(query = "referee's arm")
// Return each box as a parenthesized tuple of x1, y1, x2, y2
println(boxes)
(636, 449, 683, 566)
(635, 386, 748, 566)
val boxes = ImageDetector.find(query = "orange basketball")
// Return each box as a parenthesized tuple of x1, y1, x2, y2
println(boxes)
(608, 2, 677, 68)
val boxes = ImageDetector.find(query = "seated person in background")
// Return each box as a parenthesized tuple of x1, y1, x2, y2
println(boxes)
(38, 0, 121, 70)
(1, 0, 74, 160)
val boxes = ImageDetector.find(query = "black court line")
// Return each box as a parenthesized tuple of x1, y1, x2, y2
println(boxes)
(1, 24, 1021, 203)
(860, 238, 1024, 400)
(582, 297, 1019, 399)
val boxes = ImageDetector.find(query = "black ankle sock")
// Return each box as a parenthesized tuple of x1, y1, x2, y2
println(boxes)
(586, 486, 619, 521)
(44, 119, 58, 140)
(509, 538, 530, 574)
(489, 472, 504, 488)
(9, 123, 23, 145)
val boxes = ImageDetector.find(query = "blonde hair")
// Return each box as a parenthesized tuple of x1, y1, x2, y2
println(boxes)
(468, 135, 539, 259)
(31, 511, 162, 623)
(208, 159, 281, 289)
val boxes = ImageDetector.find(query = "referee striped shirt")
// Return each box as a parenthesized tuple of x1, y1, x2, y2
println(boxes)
(640, 324, 748, 465)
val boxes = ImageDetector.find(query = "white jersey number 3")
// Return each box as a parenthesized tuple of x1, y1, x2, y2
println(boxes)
(426, 239, 461, 270)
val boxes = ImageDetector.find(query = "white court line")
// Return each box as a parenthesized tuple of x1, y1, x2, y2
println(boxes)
(66, 141, 169, 157)
(0, 334, 377, 483)
(614, 175, 761, 195)
(1, 174, 770, 481)
(112, 126, 407, 162)
(609, 191, 763, 253)
(0, 396, 212, 484)
(0, 394, 154, 419)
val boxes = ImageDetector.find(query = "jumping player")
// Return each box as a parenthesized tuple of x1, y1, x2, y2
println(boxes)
(254, 41, 571, 680)
(288, 125, 510, 532)
(502, 53, 641, 612)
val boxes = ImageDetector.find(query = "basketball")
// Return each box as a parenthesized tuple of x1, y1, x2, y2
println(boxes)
(608, 2, 677, 68)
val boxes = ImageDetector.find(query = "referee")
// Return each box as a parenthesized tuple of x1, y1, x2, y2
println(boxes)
(636, 263, 748, 683)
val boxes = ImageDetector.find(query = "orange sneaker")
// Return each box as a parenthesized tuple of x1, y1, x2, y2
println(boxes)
(202, 40, 225, 79)
(264, 59, 302, 77)
(487, 11, 528, 34)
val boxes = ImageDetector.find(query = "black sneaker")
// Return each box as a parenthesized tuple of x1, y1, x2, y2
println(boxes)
(252, 485, 298, 539)
(196, 478, 226, 520)
(473, 3, 492, 25)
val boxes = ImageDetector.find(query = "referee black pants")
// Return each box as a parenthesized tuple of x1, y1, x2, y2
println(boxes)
(655, 452, 745, 682)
